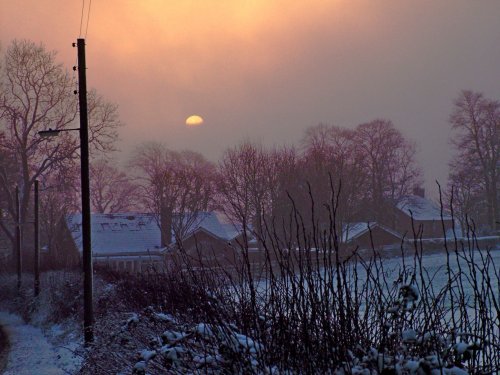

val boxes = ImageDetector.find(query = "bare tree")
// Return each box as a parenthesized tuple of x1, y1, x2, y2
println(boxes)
(90, 159, 139, 213)
(0, 39, 121, 254)
(132, 142, 216, 246)
(299, 124, 366, 228)
(269, 145, 299, 219)
(39, 165, 80, 269)
(354, 119, 421, 222)
(449, 90, 500, 231)
(217, 141, 277, 245)
(447, 159, 485, 233)
(0, 136, 17, 260)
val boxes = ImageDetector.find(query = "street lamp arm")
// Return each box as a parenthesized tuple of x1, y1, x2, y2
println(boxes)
(38, 127, 81, 137)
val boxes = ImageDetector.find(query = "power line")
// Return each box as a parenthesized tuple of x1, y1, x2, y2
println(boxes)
(79, 0, 86, 37)
(85, 0, 92, 38)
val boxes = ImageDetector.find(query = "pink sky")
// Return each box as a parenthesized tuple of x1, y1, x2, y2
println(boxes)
(2, 0, 500, 197)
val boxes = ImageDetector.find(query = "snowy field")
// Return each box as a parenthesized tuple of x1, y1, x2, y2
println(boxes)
(253, 248, 500, 296)
(362, 248, 499, 292)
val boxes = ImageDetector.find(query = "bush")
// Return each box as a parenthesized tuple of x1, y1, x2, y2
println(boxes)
(79, 217, 499, 374)
(2, 196, 498, 374)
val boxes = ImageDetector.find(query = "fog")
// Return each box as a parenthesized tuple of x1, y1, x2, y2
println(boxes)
(2, 0, 500, 197)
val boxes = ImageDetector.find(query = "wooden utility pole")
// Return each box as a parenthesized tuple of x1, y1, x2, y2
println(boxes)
(77, 38, 93, 344)
(34, 180, 40, 297)
(15, 186, 21, 290)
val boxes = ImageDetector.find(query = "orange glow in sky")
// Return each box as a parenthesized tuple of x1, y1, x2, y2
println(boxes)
(2, 0, 500, 198)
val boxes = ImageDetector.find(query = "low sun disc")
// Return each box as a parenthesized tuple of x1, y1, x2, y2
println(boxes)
(185, 115, 204, 126)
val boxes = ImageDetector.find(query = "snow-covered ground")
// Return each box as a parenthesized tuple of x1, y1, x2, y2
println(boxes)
(0, 249, 496, 374)
(374, 248, 499, 294)
(0, 311, 81, 375)
(251, 248, 500, 316)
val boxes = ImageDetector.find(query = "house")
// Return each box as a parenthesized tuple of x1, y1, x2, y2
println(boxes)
(168, 211, 251, 269)
(343, 222, 402, 250)
(393, 195, 456, 239)
(66, 213, 164, 272)
(62, 211, 248, 273)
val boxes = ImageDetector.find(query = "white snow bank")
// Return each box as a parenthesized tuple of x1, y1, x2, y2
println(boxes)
(0, 311, 81, 375)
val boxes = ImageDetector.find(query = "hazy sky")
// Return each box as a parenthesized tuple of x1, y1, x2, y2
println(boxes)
(2, 1, 500, 197)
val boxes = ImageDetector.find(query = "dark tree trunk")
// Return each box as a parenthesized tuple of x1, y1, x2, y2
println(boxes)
(161, 204, 173, 247)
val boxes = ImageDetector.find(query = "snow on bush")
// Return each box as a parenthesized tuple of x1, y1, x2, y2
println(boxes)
(2, 218, 498, 374)
(76, 241, 499, 375)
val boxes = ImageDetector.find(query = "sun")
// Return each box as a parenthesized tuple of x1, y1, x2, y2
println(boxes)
(185, 115, 204, 127)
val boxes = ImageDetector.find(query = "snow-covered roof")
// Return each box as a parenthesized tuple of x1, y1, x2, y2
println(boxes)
(67, 213, 162, 256)
(184, 211, 242, 241)
(342, 222, 401, 243)
(343, 222, 372, 242)
(66, 211, 243, 256)
(396, 195, 451, 221)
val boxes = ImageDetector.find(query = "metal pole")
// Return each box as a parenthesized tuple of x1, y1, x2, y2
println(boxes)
(15, 186, 21, 290)
(77, 38, 93, 344)
(34, 180, 40, 297)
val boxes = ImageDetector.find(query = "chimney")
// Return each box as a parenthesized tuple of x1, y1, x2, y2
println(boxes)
(413, 186, 425, 198)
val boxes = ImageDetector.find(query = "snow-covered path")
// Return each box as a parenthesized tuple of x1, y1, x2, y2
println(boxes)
(0, 312, 80, 375)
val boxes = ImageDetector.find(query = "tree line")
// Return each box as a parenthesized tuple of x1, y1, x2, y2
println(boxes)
(448, 90, 500, 233)
(1, 39, 499, 265)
